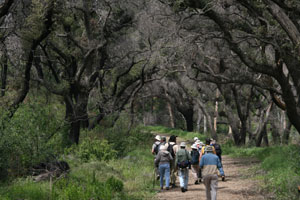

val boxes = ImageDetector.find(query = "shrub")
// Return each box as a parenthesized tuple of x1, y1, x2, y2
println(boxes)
(106, 176, 124, 192)
(0, 175, 126, 200)
(80, 124, 153, 158)
(0, 179, 49, 200)
(66, 138, 117, 162)
(0, 103, 67, 179)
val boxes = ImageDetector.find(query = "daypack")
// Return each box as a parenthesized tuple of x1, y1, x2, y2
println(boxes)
(190, 150, 200, 165)
(177, 150, 190, 169)
(154, 143, 160, 155)
(203, 145, 214, 155)
(214, 144, 222, 155)
(177, 160, 189, 169)
(167, 143, 175, 158)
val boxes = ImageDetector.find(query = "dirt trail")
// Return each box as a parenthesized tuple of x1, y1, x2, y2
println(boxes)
(153, 136, 265, 200)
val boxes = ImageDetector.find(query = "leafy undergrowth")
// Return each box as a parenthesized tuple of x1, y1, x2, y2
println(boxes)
(224, 143, 300, 200)
(0, 126, 156, 200)
(142, 125, 207, 142)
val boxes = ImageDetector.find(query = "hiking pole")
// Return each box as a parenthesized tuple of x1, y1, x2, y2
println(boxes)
(153, 168, 156, 188)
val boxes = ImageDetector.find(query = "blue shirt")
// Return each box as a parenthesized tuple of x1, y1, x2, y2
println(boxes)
(200, 152, 224, 176)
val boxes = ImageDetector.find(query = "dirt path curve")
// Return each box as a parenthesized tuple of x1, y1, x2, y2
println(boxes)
(153, 136, 265, 200)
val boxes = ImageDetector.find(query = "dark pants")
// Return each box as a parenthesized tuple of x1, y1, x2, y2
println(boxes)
(217, 154, 222, 165)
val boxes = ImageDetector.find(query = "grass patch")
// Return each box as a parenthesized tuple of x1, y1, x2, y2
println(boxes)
(0, 126, 157, 200)
(224, 144, 300, 200)
(108, 149, 157, 199)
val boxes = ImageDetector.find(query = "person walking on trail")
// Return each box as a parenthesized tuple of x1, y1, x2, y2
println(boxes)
(200, 145, 225, 200)
(160, 136, 168, 150)
(193, 137, 199, 143)
(190, 144, 201, 184)
(210, 139, 222, 162)
(152, 135, 161, 155)
(195, 140, 204, 182)
(168, 135, 178, 188)
(155, 144, 173, 191)
(195, 140, 204, 152)
(152, 135, 161, 180)
(210, 139, 225, 181)
(176, 142, 192, 193)
(199, 138, 216, 161)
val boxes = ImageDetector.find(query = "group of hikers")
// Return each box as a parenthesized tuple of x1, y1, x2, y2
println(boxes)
(152, 135, 225, 200)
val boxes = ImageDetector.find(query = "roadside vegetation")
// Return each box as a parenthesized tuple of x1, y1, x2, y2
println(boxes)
(142, 125, 207, 142)
(223, 142, 300, 200)
(0, 102, 157, 200)
(142, 126, 300, 200)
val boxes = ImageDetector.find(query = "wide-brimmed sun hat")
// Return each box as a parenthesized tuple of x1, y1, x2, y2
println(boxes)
(155, 135, 161, 141)
(180, 142, 186, 147)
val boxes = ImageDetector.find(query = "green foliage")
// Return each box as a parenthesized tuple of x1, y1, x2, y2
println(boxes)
(0, 175, 126, 200)
(81, 116, 153, 157)
(21, 0, 53, 48)
(52, 175, 125, 200)
(0, 179, 50, 200)
(142, 125, 207, 141)
(0, 103, 67, 179)
(106, 176, 124, 192)
(224, 145, 300, 200)
(108, 149, 156, 199)
(65, 138, 117, 162)
(0, 116, 157, 199)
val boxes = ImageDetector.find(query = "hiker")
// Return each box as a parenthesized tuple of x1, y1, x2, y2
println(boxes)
(195, 140, 204, 182)
(210, 139, 222, 162)
(176, 142, 192, 192)
(195, 140, 204, 152)
(168, 135, 179, 188)
(193, 137, 199, 143)
(152, 135, 161, 155)
(152, 135, 161, 180)
(200, 145, 225, 200)
(190, 144, 200, 184)
(210, 139, 225, 181)
(155, 144, 173, 190)
(159, 136, 168, 151)
(199, 138, 216, 161)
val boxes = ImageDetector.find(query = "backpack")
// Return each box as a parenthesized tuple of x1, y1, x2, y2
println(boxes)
(154, 143, 160, 155)
(190, 150, 200, 165)
(214, 144, 222, 155)
(177, 150, 190, 169)
(203, 145, 213, 155)
(177, 160, 190, 169)
(167, 143, 175, 158)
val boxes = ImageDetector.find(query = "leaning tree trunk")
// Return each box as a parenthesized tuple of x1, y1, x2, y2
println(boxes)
(167, 101, 175, 128)
(196, 109, 202, 133)
(240, 119, 247, 145)
(76, 91, 89, 128)
(196, 99, 216, 138)
(256, 124, 267, 147)
(64, 97, 80, 144)
(270, 119, 280, 145)
(282, 121, 292, 144)
(226, 110, 243, 145)
(64, 90, 89, 145)
(0, 54, 7, 97)
(213, 89, 220, 133)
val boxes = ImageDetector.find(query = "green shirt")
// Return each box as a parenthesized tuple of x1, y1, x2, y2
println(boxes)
(175, 148, 192, 164)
